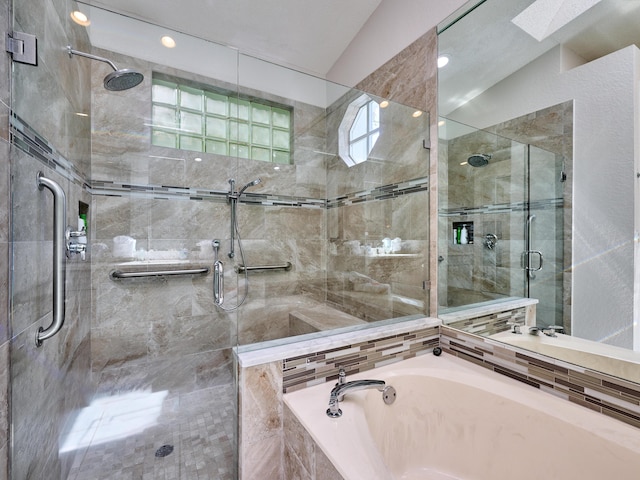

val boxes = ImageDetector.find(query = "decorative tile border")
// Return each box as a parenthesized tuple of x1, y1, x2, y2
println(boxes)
(282, 324, 439, 393)
(91, 180, 327, 208)
(441, 326, 640, 429)
(439, 197, 563, 217)
(12, 113, 428, 208)
(10, 113, 89, 188)
(327, 177, 429, 209)
(445, 307, 525, 337)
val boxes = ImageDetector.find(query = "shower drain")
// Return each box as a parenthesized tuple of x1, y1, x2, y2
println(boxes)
(155, 444, 174, 458)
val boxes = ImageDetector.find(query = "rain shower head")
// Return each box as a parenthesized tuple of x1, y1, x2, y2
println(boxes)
(467, 153, 492, 167)
(103, 68, 144, 91)
(67, 46, 144, 91)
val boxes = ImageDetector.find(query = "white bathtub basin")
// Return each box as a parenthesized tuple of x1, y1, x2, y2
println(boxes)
(491, 330, 640, 383)
(284, 353, 640, 480)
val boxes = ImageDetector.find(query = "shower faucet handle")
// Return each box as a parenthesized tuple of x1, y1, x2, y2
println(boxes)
(484, 233, 498, 250)
(506, 322, 522, 334)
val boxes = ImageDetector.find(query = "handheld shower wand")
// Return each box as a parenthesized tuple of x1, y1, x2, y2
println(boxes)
(227, 178, 262, 258)
(214, 178, 262, 311)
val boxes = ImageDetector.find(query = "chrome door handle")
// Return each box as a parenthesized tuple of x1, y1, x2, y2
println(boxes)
(528, 250, 543, 272)
(523, 250, 543, 281)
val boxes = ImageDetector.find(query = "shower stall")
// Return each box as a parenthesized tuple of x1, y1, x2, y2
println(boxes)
(437, 113, 569, 329)
(7, 1, 430, 478)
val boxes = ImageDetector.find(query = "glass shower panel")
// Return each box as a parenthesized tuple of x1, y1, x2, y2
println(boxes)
(10, 1, 240, 478)
(526, 145, 565, 327)
(330, 98, 431, 322)
(234, 54, 431, 347)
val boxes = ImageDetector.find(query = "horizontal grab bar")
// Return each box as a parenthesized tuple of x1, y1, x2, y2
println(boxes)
(110, 267, 210, 280)
(235, 262, 292, 273)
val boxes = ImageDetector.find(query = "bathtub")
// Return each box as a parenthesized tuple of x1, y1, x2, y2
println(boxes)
(283, 352, 640, 480)
(491, 329, 640, 383)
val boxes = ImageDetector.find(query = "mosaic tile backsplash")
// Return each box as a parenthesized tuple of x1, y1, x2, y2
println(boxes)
(441, 326, 640, 429)
(445, 307, 526, 337)
(282, 324, 440, 393)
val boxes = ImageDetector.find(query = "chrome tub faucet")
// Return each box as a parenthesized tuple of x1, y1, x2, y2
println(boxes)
(529, 325, 564, 337)
(326, 369, 396, 418)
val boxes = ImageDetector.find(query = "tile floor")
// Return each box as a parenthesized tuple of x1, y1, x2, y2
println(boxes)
(67, 384, 236, 480)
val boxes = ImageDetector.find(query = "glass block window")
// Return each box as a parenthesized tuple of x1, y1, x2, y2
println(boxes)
(151, 77, 292, 164)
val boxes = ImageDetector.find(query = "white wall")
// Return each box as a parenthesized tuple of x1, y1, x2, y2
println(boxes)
(326, 0, 467, 86)
(448, 45, 640, 348)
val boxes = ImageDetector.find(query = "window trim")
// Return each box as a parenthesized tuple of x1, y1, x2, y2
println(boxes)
(338, 93, 380, 167)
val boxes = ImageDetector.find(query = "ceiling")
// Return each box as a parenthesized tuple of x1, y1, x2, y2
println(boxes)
(77, 0, 640, 113)
(79, 0, 383, 77)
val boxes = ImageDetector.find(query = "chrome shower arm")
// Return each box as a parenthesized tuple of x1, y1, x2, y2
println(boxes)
(67, 45, 118, 71)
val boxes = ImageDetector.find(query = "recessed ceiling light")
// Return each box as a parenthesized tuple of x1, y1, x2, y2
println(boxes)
(161, 36, 176, 48)
(438, 120, 446, 127)
(75, 112, 89, 117)
(379, 100, 389, 108)
(194, 157, 202, 162)
(70, 11, 90, 26)
(437, 55, 450, 68)
(412, 110, 423, 118)
(274, 166, 280, 170)
(460, 161, 468, 166)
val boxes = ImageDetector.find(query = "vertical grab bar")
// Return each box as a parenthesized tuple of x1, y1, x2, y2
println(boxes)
(35, 172, 67, 347)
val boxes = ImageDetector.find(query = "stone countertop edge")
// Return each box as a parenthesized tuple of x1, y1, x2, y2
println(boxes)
(438, 297, 538, 324)
(235, 316, 441, 368)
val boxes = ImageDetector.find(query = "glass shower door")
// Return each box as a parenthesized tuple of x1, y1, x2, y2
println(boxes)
(525, 145, 565, 328)
(9, 1, 242, 478)
(438, 116, 566, 332)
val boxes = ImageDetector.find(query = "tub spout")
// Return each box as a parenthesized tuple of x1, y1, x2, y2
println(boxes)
(326, 379, 396, 418)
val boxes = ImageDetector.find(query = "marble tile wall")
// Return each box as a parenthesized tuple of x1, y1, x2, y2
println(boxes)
(8, 0, 93, 478)
(283, 404, 344, 480)
(440, 102, 572, 329)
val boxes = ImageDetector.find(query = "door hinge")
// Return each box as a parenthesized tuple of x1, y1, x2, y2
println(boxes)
(6, 32, 37, 66)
